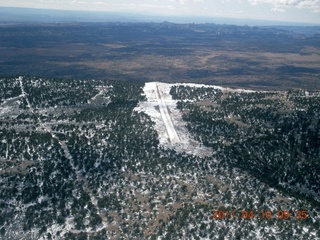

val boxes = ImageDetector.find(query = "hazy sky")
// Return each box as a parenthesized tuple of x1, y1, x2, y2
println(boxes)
(0, 0, 319, 24)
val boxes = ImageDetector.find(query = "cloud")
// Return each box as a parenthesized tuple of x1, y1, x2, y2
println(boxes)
(271, 6, 286, 11)
(248, 0, 320, 12)
(168, 0, 203, 5)
(297, 0, 320, 12)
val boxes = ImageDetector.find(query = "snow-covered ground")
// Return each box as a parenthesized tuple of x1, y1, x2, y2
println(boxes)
(17, 76, 109, 236)
(155, 83, 180, 144)
(135, 82, 213, 157)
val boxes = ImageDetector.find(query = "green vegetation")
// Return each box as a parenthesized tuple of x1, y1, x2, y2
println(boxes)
(172, 85, 320, 203)
(0, 77, 319, 239)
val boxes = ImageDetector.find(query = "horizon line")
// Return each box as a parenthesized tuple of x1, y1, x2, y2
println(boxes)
(0, 6, 319, 26)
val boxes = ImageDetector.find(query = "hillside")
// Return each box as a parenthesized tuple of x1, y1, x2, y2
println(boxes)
(0, 76, 319, 239)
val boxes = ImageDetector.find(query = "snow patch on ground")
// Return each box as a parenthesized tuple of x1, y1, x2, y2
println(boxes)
(0, 106, 13, 114)
(173, 82, 255, 93)
(135, 82, 213, 157)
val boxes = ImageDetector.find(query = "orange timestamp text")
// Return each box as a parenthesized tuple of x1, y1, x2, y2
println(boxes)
(212, 209, 308, 220)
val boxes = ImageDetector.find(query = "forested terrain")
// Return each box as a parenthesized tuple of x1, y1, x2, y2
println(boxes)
(0, 22, 319, 90)
(0, 76, 319, 239)
(171, 85, 320, 203)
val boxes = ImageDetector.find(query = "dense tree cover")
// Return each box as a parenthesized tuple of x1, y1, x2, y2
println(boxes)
(173, 85, 320, 204)
(170, 85, 223, 101)
(0, 77, 319, 239)
(0, 77, 21, 103)
(0, 76, 161, 239)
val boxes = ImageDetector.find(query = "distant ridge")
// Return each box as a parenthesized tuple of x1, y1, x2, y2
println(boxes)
(0, 6, 319, 26)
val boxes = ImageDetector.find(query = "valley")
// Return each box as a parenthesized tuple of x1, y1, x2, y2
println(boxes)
(0, 22, 319, 90)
